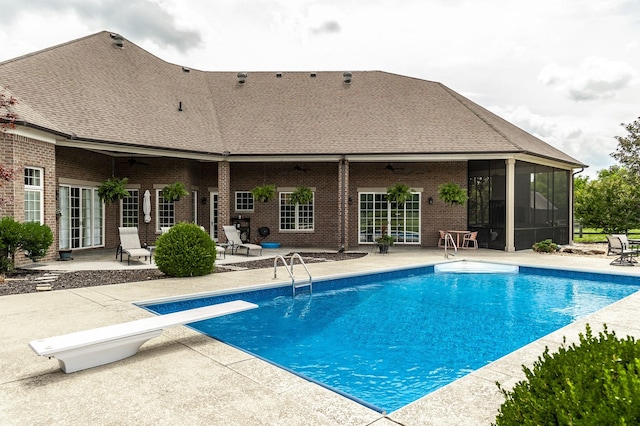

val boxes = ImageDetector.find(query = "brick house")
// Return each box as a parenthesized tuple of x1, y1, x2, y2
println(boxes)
(0, 31, 584, 263)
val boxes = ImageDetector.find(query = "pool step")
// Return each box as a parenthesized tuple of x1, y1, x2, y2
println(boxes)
(434, 261, 519, 274)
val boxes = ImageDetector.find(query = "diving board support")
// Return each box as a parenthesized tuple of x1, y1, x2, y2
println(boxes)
(28, 300, 258, 373)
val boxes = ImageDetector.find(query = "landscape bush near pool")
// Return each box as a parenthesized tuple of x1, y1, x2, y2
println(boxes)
(154, 222, 217, 277)
(494, 324, 640, 425)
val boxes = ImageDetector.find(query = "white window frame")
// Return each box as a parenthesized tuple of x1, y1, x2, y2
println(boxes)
(279, 191, 315, 231)
(357, 190, 421, 244)
(120, 188, 139, 228)
(24, 167, 44, 223)
(155, 188, 175, 232)
(235, 191, 254, 212)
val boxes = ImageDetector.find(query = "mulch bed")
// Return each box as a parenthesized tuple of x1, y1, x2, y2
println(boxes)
(0, 252, 367, 296)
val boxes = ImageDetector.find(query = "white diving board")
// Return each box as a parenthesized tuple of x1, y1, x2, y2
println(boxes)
(434, 261, 519, 274)
(29, 300, 258, 373)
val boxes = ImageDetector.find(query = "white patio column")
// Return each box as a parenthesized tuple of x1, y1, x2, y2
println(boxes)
(505, 158, 516, 252)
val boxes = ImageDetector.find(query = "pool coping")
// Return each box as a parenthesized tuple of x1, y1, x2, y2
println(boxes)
(4, 248, 640, 425)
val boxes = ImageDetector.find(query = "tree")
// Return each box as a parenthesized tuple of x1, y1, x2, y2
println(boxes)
(574, 166, 640, 234)
(611, 116, 640, 175)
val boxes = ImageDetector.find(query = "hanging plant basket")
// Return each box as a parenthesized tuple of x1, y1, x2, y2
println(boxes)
(289, 186, 314, 205)
(251, 184, 276, 203)
(386, 183, 413, 205)
(162, 182, 189, 202)
(437, 182, 469, 206)
(98, 177, 130, 205)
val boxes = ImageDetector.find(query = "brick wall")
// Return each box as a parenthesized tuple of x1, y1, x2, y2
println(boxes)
(4, 140, 469, 260)
(1, 135, 57, 265)
(349, 161, 468, 247)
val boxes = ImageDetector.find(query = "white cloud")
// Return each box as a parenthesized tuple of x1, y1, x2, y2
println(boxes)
(539, 56, 637, 101)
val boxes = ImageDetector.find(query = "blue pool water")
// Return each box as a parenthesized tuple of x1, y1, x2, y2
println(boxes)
(143, 264, 640, 413)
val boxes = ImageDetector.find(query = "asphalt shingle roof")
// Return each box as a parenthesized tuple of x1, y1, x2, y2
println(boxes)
(0, 31, 583, 166)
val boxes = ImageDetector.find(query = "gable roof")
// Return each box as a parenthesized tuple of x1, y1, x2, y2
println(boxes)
(0, 31, 583, 167)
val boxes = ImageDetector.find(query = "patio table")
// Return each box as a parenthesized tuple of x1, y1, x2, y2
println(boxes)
(446, 230, 469, 248)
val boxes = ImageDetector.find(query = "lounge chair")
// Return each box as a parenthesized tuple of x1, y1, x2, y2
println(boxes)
(117, 227, 152, 264)
(606, 235, 638, 266)
(461, 231, 478, 249)
(222, 225, 262, 256)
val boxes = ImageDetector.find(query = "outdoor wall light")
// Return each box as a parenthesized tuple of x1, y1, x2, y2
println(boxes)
(201, 197, 207, 205)
(428, 197, 434, 205)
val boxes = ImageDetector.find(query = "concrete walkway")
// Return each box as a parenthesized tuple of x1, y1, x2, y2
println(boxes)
(2, 247, 639, 425)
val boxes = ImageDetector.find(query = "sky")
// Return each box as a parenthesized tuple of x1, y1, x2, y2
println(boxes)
(2, 0, 639, 178)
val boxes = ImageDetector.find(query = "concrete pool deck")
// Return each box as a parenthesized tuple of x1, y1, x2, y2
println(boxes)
(2, 247, 639, 425)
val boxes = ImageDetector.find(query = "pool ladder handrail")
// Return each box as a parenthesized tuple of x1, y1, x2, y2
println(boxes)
(444, 232, 457, 258)
(273, 253, 313, 296)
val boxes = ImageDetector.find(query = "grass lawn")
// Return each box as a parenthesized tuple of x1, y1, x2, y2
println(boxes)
(574, 228, 640, 243)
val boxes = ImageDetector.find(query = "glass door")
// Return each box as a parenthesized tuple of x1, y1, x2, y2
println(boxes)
(358, 192, 421, 244)
(59, 185, 104, 249)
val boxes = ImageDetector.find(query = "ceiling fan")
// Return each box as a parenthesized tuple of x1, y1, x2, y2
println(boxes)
(385, 162, 404, 171)
(128, 158, 149, 166)
(294, 164, 311, 172)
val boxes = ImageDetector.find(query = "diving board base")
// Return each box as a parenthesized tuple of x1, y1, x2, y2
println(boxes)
(54, 330, 162, 373)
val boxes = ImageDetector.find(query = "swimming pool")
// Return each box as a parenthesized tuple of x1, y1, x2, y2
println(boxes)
(141, 262, 640, 413)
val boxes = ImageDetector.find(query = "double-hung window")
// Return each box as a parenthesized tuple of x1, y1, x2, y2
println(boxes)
(279, 191, 314, 231)
(121, 189, 139, 227)
(156, 189, 175, 231)
(24, 167, 43, 223)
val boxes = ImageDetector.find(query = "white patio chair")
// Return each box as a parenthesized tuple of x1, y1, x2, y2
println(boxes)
(222, 225, 262, 256)
(117, 227, 152, 265)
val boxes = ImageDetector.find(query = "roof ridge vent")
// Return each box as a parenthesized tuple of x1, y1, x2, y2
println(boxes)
(343, 72, 352, 84)
(237, 72, 248, 84)
(110, 33, 125, 48)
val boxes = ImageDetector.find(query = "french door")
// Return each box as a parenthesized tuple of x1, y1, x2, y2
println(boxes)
(358, 192, 421, 244)
(59, 185, 104, 249)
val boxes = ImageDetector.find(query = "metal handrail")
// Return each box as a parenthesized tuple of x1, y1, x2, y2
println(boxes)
(273, 253, 313, 296)
(444, 232, 457, 258)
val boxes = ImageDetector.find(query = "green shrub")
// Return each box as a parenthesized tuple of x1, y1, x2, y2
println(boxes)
(21, 221, 53, 261)
(153, 222, 217, 277)
(532, 239, 559, 253)
(0, 217, 23, 270)
(494, 324, 640, 425)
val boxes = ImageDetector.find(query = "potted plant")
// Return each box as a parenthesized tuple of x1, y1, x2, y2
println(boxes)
(437, 182, 468, 206)
(251, 184, 276, 203)
(161, 182, 189, 202)
(386, 183, 413, 205)
(289, 185, 313, 205)
(375, 234, 394, 253)
(97, 177, 130, 205)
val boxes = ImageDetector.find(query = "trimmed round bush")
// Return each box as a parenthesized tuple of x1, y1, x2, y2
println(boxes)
(494, 324, 640, 425)
(153, 223, 217, 277)
(21, 221, 53, 261)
